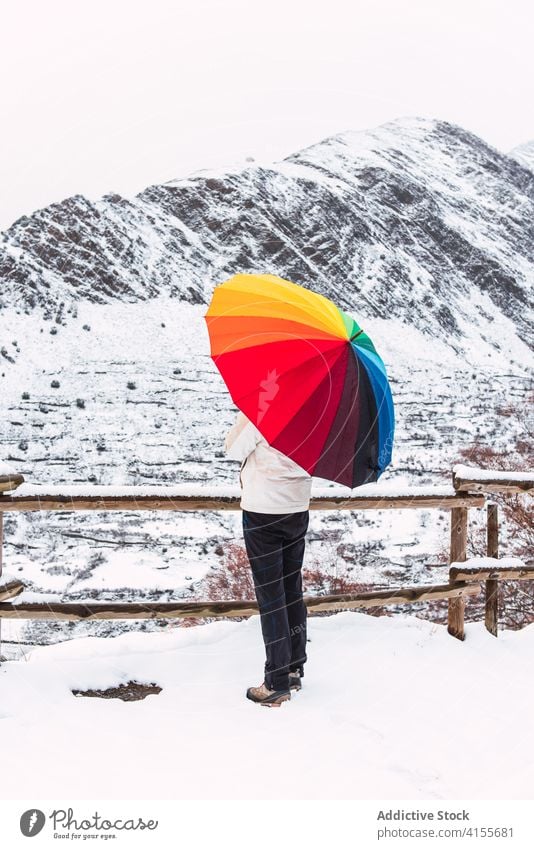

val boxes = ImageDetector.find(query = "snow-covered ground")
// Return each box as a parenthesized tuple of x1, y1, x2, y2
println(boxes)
(0, 610, 532, 800)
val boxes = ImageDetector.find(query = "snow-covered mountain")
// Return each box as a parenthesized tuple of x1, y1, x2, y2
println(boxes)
(0, 116, 532, 654)
(1, 116, 533, 350)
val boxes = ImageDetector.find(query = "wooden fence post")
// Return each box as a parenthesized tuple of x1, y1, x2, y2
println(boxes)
(448, 506, 468, 640)
(485, 502, 499, 637)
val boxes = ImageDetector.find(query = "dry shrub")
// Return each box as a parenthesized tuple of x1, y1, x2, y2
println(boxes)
(503, 580, 534, 629)
(201, 542, 256, 602)
(169, 544, 255, 629)
(201, 543, 372, 602)
(302, 565, 367, 596)
(188, 541, 389, 622)
(302, 559, 386, 618)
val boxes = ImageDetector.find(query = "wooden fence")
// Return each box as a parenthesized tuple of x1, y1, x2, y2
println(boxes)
(0, 464, 531, 651)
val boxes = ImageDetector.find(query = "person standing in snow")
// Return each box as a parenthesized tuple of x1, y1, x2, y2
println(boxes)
(224, 409, 312, 707)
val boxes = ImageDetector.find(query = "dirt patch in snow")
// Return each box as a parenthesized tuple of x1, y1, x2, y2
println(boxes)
(71, 680, 162, 701)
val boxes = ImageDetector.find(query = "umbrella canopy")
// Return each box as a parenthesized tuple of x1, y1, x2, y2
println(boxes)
(204, 273, 395, 488)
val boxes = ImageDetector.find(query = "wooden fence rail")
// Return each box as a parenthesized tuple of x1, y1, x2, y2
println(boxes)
(0, 581, 481, 621)
(452, 464, 534, 494)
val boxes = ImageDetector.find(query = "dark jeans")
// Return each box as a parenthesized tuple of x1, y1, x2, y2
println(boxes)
(242, 509, 309, 691)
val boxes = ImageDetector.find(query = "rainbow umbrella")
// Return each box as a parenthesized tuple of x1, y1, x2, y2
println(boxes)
(204, 273, 394, 488)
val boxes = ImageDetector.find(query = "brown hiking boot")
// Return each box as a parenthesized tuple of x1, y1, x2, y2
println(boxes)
(246, 682, 291, 707)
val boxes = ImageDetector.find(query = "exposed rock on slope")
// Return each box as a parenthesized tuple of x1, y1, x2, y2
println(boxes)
(1, 117, 533, 349)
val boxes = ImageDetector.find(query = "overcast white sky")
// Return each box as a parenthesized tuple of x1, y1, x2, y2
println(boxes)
(1, 0, 532, 230)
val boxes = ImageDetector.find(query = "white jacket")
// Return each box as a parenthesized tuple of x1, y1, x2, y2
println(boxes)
(224, 410, 312, 514)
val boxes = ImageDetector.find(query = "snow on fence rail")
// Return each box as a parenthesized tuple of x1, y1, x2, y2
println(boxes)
(0, 470, 532, 648)
(452, 464, 534, 494)
(0, 480, 483, 510)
